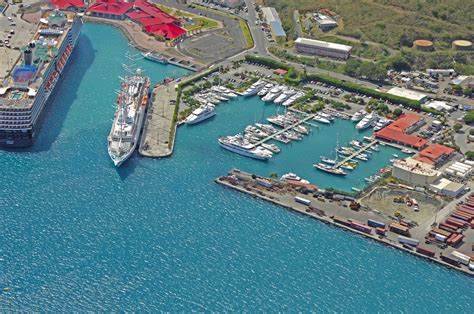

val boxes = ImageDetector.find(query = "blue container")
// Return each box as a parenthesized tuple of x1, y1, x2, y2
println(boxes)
(368, 219, 385, 228)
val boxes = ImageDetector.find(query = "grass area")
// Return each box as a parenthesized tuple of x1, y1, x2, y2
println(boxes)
(155, 4, 219, 32)
(195, 5, 254, 49)
(267, 0, 474, 73)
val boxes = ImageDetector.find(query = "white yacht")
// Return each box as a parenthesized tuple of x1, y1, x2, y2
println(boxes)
(262, 86, 282, 102)
(258, 83, 273, 97)
(282, 91, 304, 107)
(261, 143, 280, 153)
(320, 156, 337, 165)
(218, 135, 272, 160)
(313, 115, 331, 124)
(274, 89, 295, 104)
(373, 118, 392, 131)
(351, 110, 367, 122)
(356, 112, 378, 130)
(319, 112, 335, 121)
(242, 80, 265, 97)
(184, 104, 216, 125)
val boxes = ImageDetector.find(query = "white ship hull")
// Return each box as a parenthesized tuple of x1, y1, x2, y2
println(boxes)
(185, 111, 216, 125)
(218, 141, 269, 160)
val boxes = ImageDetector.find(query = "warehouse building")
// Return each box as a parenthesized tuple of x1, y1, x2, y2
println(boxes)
(387, 87, 428, 103)
(261, 7, 286, 43)
(314, 14, 338, 31)
(430, 178, 465, 198)
(414, 144, 455, 166)
(294, 37, 352, 60)
(375, 113, 427, 150)
(393, 158, 441, 187)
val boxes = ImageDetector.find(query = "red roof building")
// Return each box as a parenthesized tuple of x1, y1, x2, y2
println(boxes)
(416, 144, 455, 165)
(50, 0, 85, 10)
(274, 69, 288, 75)
(87, 0, 133, 19)
(386, 113, 424, 133)
(375, 127, 428, 149)
(144, 23, 186, 40)
(375, 113, 428, 149)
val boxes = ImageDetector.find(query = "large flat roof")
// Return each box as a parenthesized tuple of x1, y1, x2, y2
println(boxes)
(387, 87, 427, 102)
(262, 7, 281, 23)
(375, 127, 427, 149)
(269, 20, 286, 37)
(295, 37, 352, 52)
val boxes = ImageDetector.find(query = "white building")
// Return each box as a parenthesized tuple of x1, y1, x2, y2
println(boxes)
(294, 37, 352, 60)
(430, 178, 465, 198)
(314, 14, 337, 31)
(425, 100, 454, 112)
(445, 161, 473, 179)
(392, 157, 441, 187)
(261, 7, 286, 43)
(387, 87, 428, 103)
(427, 69, 456, 76)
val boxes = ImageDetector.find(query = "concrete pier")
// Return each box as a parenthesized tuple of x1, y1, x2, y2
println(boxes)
(139, 83, 177, 157)
(216, 169, 474, 277)
(251, 113, 317, 148)
(334, 140, 379, 168)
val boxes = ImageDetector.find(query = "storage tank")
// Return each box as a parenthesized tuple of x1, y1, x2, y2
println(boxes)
(452, 40, 473, 51)
(413, 39, 434, 51)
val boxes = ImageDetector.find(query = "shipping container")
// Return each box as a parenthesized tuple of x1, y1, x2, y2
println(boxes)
(376, 227, 385, 235)
(390, 223, 410, 236)
(350, 222, 372, 234)
(416, 246, 435, 257)
(398, 236, 419, 246)
(430, 228, 451, 238)
(439, 223, 457, 233)
(446, 218, 466, 228)
(435, 233, 448, 242)
(451, 213, 470, 222)
(451, 251, 471, 266)
(368, 219, 385, 228)
(450, 234, 464, 247)
(294, 196, 311, 206)
(332, 216, 350, 227)
(441, 255, 460, 267)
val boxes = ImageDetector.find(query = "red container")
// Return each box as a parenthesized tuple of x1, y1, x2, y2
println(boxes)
(439, 223, 457, 234)
(451, 213, 470, 222)
(452, 211, 472, 220)
(446, 218, 466, 228)
(446, 233, 457, 245)
(350, 222, 372, 234)
(416, 246, 435, 257)
(333, 216, 350, 227)
(451, 234, 464, 246)
(376, 227, 385, 235)
(457, 208, 474, 216)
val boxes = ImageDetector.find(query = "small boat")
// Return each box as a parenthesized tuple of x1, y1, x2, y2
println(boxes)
(363, 136, 373, 142)
(355, 154, 369, 161)
(401, 148, 413, 154)
(261, 143, 280, 153)
(281, 172, 301, 181)
(392, 154, 399, 158)
(351, 187, 362, 192)
(341, 161, 357, 170)
(274, 134, 291, 143)
(293, 125, 310, 135)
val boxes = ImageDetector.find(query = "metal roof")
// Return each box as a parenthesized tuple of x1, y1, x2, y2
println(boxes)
(262, 7, 280, 23)
(269, 20, 286, 37)
(295, 37, 352, 52)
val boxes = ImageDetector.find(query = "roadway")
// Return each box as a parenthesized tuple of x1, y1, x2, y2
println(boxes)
(242, 0, 269, 56)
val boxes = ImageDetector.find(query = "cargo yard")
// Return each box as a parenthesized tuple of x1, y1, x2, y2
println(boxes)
(216, 169, 474, 276)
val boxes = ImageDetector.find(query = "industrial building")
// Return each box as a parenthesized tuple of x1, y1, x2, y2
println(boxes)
(414, 144, 455, 166)
(425, 100, 454, 112)
(392, 158, 441, 187)
(445, 160, 473, 179)
(375, 113, 427, 150)
(386, 87, 428, 103)
(210, 0, 244, 8)
(294, 37, 352, 60)
(430, 178, 465, 198)
(427, 69, 456, 77)
(313, 14, 337, 31)
(261, 7, 286, 43)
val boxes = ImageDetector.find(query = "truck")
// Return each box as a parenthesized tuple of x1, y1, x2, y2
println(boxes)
(398, 236, 419, 246)
(294, 196, 311, 206)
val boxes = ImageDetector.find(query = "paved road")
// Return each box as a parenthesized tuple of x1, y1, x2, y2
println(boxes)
(242, 0, 269, 56)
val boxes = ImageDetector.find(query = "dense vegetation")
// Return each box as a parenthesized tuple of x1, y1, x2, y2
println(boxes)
(267, 0, 474, 74)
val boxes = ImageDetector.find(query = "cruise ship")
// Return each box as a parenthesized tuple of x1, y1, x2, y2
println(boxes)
(108, 70, 150, 167)
(242, 80, 265, 97)
(356, 112, 378, 130)
(218, 135, 272, 160)
(0, 10, 82, 147)
(184, 104, 215, 125)
(142, 51, 168, 64)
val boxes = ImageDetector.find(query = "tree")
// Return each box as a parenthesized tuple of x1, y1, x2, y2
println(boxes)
(470, 129, 474, 136)
(393, 108, 403, 117)
(466, 151, 474, 160)
(464, 111, 474, 124)
(453, 123, 463, 132)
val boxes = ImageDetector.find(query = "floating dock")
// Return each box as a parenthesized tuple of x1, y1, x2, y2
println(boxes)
(251, 113, 317, 148)
(334, 140, 379, 168)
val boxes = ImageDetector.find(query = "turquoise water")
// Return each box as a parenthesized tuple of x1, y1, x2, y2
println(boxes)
(1, 23, 473, 311)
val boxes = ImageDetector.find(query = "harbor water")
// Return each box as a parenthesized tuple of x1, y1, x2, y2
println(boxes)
(0, 23, 473, 311)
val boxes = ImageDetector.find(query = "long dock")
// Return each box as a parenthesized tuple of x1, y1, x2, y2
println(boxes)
(251, 113, 317, 148)
(334, 140, 379, 168)
(167, 57, 199, 72)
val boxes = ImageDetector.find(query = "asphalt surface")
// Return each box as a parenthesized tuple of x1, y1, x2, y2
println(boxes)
(242, 0, 269, 56)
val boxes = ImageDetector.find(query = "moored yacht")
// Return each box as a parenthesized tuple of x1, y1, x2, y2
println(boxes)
(242, 80, 265, 97)
(262, 86, 282, 102)
(373, 118, 392, 131)
(356, 112, 378, 130)
(274, 89, 295, 104)
(313, 115, 331, 124)
(258, 83, 273, 96)
(184, 104, 216, 125)
(313, 163, 347, 176)
(351, 110, 367, 122)
(218, 135, 272, 160)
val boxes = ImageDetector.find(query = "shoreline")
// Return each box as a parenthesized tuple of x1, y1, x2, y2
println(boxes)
(215, 174, 474, 277)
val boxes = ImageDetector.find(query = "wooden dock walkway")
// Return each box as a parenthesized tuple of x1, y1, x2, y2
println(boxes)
(334, 140, 379, 168)
(251, 114, 317, 148)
